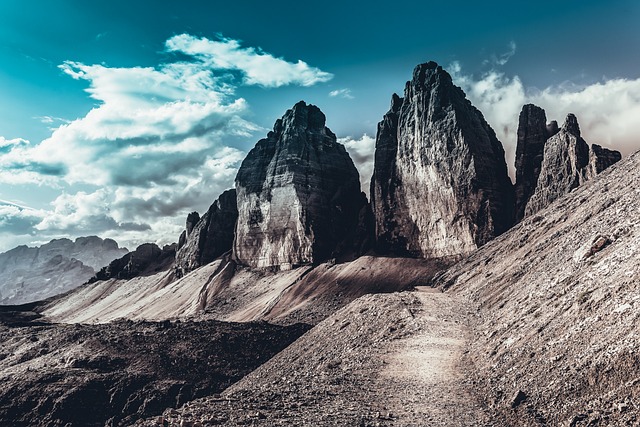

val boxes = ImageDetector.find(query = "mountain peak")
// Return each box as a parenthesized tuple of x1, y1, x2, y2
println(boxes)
(563, 113, 581, 137)
(371, 62, 514, 257)
(284, 100, 326, 131)
(234, 102, 363, 269)
(411, 61, 453, 91)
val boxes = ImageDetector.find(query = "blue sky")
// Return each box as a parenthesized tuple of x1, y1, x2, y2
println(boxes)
(1, 0, 639, 251)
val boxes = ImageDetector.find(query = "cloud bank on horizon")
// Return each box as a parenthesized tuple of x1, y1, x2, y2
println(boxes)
(1, 37, 639, 253)
(449, 60, 640, 177)
(0, 34, 333, 251)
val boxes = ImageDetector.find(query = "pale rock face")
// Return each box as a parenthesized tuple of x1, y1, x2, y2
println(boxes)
(524, 114, 621, 216)
(371, 62, 515, 258)
(233, 101, 362, 269)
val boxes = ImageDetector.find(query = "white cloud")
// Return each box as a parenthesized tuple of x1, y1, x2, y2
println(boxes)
(340, 134, 375, 194)
(329, 88, 354, 99)
(0, 137, 29, 151)
(35, 116, 71, 125)
(165, 34, 333, 88)
(449, 62, 640, 176)
(0, 33, 332, 251)
(490, 41, 517, 66)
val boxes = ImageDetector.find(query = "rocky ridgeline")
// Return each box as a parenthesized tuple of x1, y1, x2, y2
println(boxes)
(0, 237, 127, 305)
(515, 106, 621, 218)
(370, 62, 515, 258)
(91, 243, 175, 281)
(233, 101, 365, 270)
(87, 64, 622, 283)
(175, 189, 238, 276)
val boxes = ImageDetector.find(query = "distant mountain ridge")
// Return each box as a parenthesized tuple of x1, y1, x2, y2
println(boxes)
(0, 236, 128, 305)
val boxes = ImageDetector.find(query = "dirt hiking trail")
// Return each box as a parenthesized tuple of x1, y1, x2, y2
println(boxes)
(142, 287, 492, 426)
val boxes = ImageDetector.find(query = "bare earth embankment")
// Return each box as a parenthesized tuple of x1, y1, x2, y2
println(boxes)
(139, 288, 491, 426)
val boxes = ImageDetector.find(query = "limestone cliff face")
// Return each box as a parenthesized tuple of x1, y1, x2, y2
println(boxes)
(371, 62, 515, 258)
(175, 189, 238, 275)
(233, 101, 362, 269)
(514, 104, 558, 222)
(524, 114, 621, 216)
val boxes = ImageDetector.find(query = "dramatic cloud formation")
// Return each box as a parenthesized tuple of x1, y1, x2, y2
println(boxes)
(329, 88, 354, 99)
(0, 34, 332, 251)
(449, 62, 640, 176)
(340, 134, 375, 193)
(165, 34, 333, 88)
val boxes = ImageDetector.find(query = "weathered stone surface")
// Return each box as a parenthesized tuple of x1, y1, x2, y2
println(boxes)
(92, 243, 175, 281)
(514, 104, 551, 222)
(524, 114, 621, 216)
(371, 62, 515, 258)
(587, 143, 622, 177)
(0, 237, 127, 305)
(233, 101, 362, 269)
(175, 189, 238, 275)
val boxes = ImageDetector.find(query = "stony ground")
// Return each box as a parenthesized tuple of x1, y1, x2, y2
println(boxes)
(435, 151, 640, 425)
(138, 288, 492, 427)
(6, 155, 640, 426)
(0, 309, 309, 427)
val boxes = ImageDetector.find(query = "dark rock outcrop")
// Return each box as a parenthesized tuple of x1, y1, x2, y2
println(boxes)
(233, 101, 363, 269)
(371, 62, 515, 258)
(0, 237, 127, 305)
(514, 104, 555, 222)
(588, 144, 622, 176)
(175, 189, 238, 275)
(524, 114, 622, 216)
(92, 243, 175, 281)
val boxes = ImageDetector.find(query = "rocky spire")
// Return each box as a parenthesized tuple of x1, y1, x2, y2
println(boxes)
(587, 144, 622, 177)
(233, 101, 363, 270)
(370, 61, 515, 258)
(174, 189, 238, 275)
(514, 104, 554, 222)
(524, 113, 621, 216)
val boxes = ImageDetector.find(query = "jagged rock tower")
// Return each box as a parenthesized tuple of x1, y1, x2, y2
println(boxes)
(513, 104, 560, 222)
(371, 61, 515, 258)
(523, 113, 621, 216)
(174, 189, 238, 275)
(233, 101, 363, 269)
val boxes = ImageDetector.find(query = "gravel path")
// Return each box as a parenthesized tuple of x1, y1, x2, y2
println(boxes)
(369, 287, 491, 426)
(141, 288, 492, 426)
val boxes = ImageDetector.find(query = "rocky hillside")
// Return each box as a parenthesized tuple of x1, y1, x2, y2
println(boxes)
(371, 62, 514, 258)
(234, 101, 365, 270)
(0, 236, 128, 305)
(0, 309, 309, 427)
(41, 255, 448, 326)
(132, 149, 640, 427)
(137, 289, 489, 427)
(435, 149, 640, 425)
(1, 60, 636, 427)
